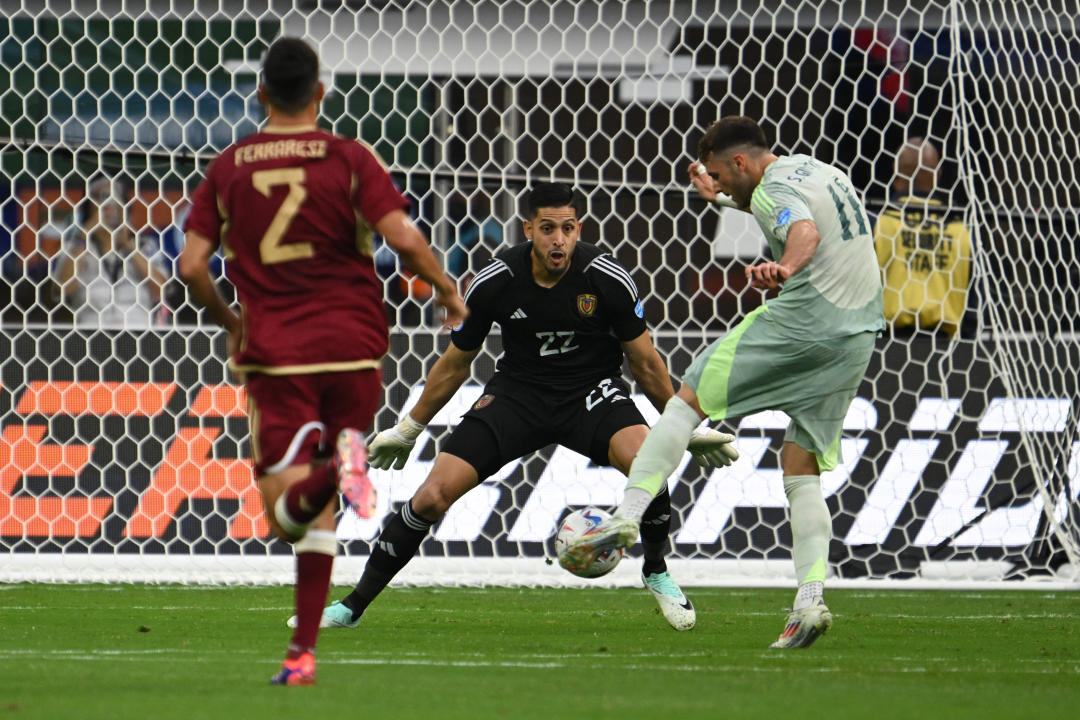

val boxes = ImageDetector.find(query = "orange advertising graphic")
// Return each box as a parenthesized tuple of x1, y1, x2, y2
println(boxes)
(1, 380, 263, 539)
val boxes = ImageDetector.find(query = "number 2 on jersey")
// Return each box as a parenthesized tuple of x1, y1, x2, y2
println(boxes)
(252, 168, 314, 264)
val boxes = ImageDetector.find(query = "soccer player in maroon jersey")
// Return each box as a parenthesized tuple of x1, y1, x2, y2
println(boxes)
(179, 37, 466, 685)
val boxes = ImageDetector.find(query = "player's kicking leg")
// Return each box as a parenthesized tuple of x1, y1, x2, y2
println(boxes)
(560, 515, 639, 573)
(769, 442, 833, 649)
(563, 393, 703, 573)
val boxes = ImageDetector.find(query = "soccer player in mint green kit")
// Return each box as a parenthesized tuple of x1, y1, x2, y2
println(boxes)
(564, 116, 885, 648)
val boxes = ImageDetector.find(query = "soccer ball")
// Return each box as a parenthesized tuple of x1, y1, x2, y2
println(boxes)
(555, 507, 624, 579)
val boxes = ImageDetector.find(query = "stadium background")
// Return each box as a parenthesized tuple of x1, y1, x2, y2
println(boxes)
(1, 0, 1078, 587)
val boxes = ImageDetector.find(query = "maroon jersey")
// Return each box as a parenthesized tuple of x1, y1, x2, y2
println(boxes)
(185, 125, 408, 373)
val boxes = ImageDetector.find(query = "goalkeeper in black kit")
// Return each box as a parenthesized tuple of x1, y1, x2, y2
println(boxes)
(289, 182, 738, 631)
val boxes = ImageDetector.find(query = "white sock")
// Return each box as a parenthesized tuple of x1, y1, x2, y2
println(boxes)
(293, 529, 337, 555)
(616, 487, 654, 520)
(783, 474, 830, 591)
(619, 396, 701, 522)
(793, 580, 824, 611)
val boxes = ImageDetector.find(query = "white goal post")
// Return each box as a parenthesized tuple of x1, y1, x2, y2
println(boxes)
(2, 1, 1078, 588)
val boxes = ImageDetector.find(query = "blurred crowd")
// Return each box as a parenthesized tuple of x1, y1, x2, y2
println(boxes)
(2, 173, 505, 331)
(2, 139, 971, 336)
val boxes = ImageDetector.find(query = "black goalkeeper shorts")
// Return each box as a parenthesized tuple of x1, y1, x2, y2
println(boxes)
(440, 373, 647, 481)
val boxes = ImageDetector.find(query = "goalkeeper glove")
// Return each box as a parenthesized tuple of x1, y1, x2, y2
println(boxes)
(368, 415, 426, 470)
(687, 428, 739, 468)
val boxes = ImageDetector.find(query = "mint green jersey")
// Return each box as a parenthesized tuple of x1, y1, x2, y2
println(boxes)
(749, 154, 885, 338)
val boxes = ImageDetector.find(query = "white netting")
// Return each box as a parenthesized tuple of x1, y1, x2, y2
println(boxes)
(1, 0, 1078, 587)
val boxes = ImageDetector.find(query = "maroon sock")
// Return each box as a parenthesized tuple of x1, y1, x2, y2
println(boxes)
(287, 551, 334, 659)
(282, 463, 337, 526)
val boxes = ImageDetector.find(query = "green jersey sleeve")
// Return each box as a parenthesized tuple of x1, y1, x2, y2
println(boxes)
(751, 179, 814, 253)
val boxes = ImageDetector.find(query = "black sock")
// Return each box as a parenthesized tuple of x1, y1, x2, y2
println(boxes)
(639, 487, 671, 577)
(341, 501, 432, 620)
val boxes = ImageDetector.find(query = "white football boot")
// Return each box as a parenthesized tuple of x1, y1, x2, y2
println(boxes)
(642, 571, 696, 631)
(769, 597, 833, 649)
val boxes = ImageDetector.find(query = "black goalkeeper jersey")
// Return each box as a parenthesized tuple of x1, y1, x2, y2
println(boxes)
(450, 241, 648, 394)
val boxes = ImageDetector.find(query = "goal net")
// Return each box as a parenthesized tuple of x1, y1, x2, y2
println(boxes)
(2, 1, 1078, 588)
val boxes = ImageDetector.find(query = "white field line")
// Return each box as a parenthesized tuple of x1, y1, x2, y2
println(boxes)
(9, 586, 1067, 597)
(0, 647, 1076, 675)
(5, 585, 1070, 603)
(1, 604, 1076, 622)
(833, 591, 1070, 600)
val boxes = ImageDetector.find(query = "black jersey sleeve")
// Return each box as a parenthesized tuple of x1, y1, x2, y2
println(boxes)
(450, 256, 514, 351)
(584, 252, 648, 341)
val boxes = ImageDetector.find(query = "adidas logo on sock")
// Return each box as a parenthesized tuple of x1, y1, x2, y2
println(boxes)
(377, 540, 398, 557)
(510, 308, 527, 319)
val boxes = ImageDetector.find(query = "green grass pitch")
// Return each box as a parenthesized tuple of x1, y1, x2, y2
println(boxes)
(1, 583, 1077, 719)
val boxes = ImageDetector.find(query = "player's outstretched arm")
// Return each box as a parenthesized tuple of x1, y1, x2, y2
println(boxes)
(621, 330, 676, 415)
(375, 209, 468, 330)
(368, 343, 480, 470)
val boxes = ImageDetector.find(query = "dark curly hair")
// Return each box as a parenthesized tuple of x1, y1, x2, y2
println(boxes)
(697, 116, 770, 161)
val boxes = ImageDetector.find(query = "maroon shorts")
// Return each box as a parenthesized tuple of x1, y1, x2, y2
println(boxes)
(244, 368, 382, 476)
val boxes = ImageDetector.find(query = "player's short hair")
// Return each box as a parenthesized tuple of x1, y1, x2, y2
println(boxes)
(697, 116, 770, 161)
(261, 37, 320, 114)
(524, 182, 585, 219)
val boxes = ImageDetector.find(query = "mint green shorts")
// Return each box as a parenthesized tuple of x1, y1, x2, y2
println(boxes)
(682, 305, 876, 471)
